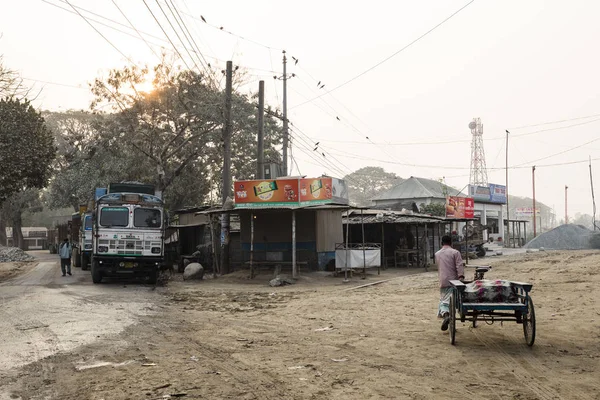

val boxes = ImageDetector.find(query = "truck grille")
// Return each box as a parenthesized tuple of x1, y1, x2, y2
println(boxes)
(98, 239, 161, 255)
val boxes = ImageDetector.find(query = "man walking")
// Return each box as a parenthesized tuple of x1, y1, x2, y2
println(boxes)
(435, 235, 464, 331)
(59, 238, 73, 277)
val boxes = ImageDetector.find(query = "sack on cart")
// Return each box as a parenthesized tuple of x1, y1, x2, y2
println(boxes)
(463, 279, 518, 303)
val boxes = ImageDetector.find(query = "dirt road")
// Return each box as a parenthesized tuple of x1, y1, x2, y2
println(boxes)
(1, 250, 599, 399)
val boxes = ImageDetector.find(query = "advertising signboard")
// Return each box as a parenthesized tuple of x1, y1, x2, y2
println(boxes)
(468, 184, 506, 204)
(489, 184, 507, 204)
(299, 177, 332, 205)
(469, 185, 492, 202)
(331, 177, 349, 205)
(234, 179, 299, 208)
(446, 196, 475, 219)
(515, 207, 540, 217)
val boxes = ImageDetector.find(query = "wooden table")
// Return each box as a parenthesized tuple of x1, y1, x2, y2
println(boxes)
(394, 249, 418, 267)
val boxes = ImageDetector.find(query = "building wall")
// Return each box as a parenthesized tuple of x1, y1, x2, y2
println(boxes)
(315, 210, 343, 252)
(178, 213, 208, 226)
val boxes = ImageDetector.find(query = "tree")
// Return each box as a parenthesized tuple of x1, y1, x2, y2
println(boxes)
(0, 98, 56, 204)
(343, 167, 402, 206)
(420, 202, 446, 216)
(89, 59, 282, 209)
(43, 110, 130, 210)
(90, 63, 222, 197)
(0, 55, 28, 98)
(1, 190, 42, 249)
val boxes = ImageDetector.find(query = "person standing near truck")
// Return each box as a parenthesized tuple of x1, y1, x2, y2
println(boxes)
(435, 235, 464, 331)
(59, 238, 73, 276)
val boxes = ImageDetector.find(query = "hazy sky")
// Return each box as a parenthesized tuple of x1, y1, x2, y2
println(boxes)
(1, 0, 599, 218)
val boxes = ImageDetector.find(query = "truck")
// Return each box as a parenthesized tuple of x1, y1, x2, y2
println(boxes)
(71, 210, 93, 270)
(91, 183, 164, 284)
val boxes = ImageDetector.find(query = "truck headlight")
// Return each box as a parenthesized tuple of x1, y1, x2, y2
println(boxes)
(151, 247, 161, 254)
(84, 244, 92, 250)
(98, 246, 108, 253)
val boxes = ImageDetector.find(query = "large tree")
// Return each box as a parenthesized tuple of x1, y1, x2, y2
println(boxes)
(0, 98, 56, 204)
(1, 189, 42, 248)
(88, 60, 282, 208)
(343, 166, 403, 206)
(43, 110, 131, 210)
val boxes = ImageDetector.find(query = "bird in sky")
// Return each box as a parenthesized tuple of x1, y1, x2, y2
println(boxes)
(315, 142, 320, 146)
(200, 15, 206, 23)
(319, 84, 325, 89)
(336, 116, 340, 121)
(291, 56, 298, 65)
(317, 81, 321, 87)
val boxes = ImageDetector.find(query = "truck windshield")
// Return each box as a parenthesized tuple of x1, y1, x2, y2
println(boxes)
(134, 208, 161, 228)
(84, 216, 93, 230)
(100, 207, 129, 227)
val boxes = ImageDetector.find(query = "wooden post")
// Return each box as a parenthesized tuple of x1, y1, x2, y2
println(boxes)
(465, 222, 469, 265)
(292, 210, 297, 279)
(380, 223, 384, 273)
(250, 212, 255, 278)
(209, 215, 217, 278)
(257, 81, 265, 179)
(344, 212, 350, 282)
(361, 209, 366, 279)
(416, 224, 420, 268)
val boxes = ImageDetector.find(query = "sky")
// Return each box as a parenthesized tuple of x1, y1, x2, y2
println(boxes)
(1, 0, 599, 219)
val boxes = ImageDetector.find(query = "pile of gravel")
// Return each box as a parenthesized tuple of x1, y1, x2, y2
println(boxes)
(525, 224, 594, 250)
(0, 245, 35, 262)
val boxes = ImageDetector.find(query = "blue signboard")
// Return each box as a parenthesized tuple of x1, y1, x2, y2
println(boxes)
(489, 184, 507, 204)
(469, 185, 492, 202)
(468, 184, 506, 204)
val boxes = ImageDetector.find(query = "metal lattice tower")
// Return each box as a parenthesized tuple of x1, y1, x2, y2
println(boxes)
(469, 118, 488, 186)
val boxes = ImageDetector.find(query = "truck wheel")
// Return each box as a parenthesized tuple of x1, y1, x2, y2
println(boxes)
(91, 260, 102, 284)
(147, 269, 158, 285)
(73, 248, 81, 268)
(81, 254, 89, 271)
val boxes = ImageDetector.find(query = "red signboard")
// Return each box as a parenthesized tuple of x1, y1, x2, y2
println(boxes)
(299, 177, 332, 204)
(234, 179, 299, 207)
(446, 196, 474, 219)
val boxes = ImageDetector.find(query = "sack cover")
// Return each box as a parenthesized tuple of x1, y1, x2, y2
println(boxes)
(463, 279, 518, 303)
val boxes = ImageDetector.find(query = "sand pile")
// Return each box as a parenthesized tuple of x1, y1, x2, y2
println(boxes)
(525, 224, 594, 250)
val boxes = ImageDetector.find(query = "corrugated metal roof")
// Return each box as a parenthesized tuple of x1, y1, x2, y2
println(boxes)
(343, 209, 447, 225)
(372, 176, 466, 201)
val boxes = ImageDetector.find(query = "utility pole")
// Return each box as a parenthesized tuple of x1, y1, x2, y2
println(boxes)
(590, 156, 597, 230)
(565, 185, 569, 224)
(257, 80, 265, 179)
(505, 130, 510, 246)
(282, 50, 289, 176)
(220, 60, 233, 275)
(532, 166, 536, 237)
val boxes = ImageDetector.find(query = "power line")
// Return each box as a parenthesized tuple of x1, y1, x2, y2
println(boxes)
(21, 77, 86, 89)
(290, 0, 475, 110)
(513, 137, 600, 167)
(63, 0, 138, 66)
(112, 0, 162, 62)
(509, 112, 600, 130)
(170, 5, 284, 51)
(150, 0, 198, 72)
(290, 130, 352, 178)
(164, 0, 220, 87)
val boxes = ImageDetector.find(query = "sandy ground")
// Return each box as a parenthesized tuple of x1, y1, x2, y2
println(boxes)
(1, 249, 599, 399)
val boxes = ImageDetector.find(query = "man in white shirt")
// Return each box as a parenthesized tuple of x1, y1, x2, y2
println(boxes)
(59, 238, 73, 277)
(435, 235, 464, 331)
